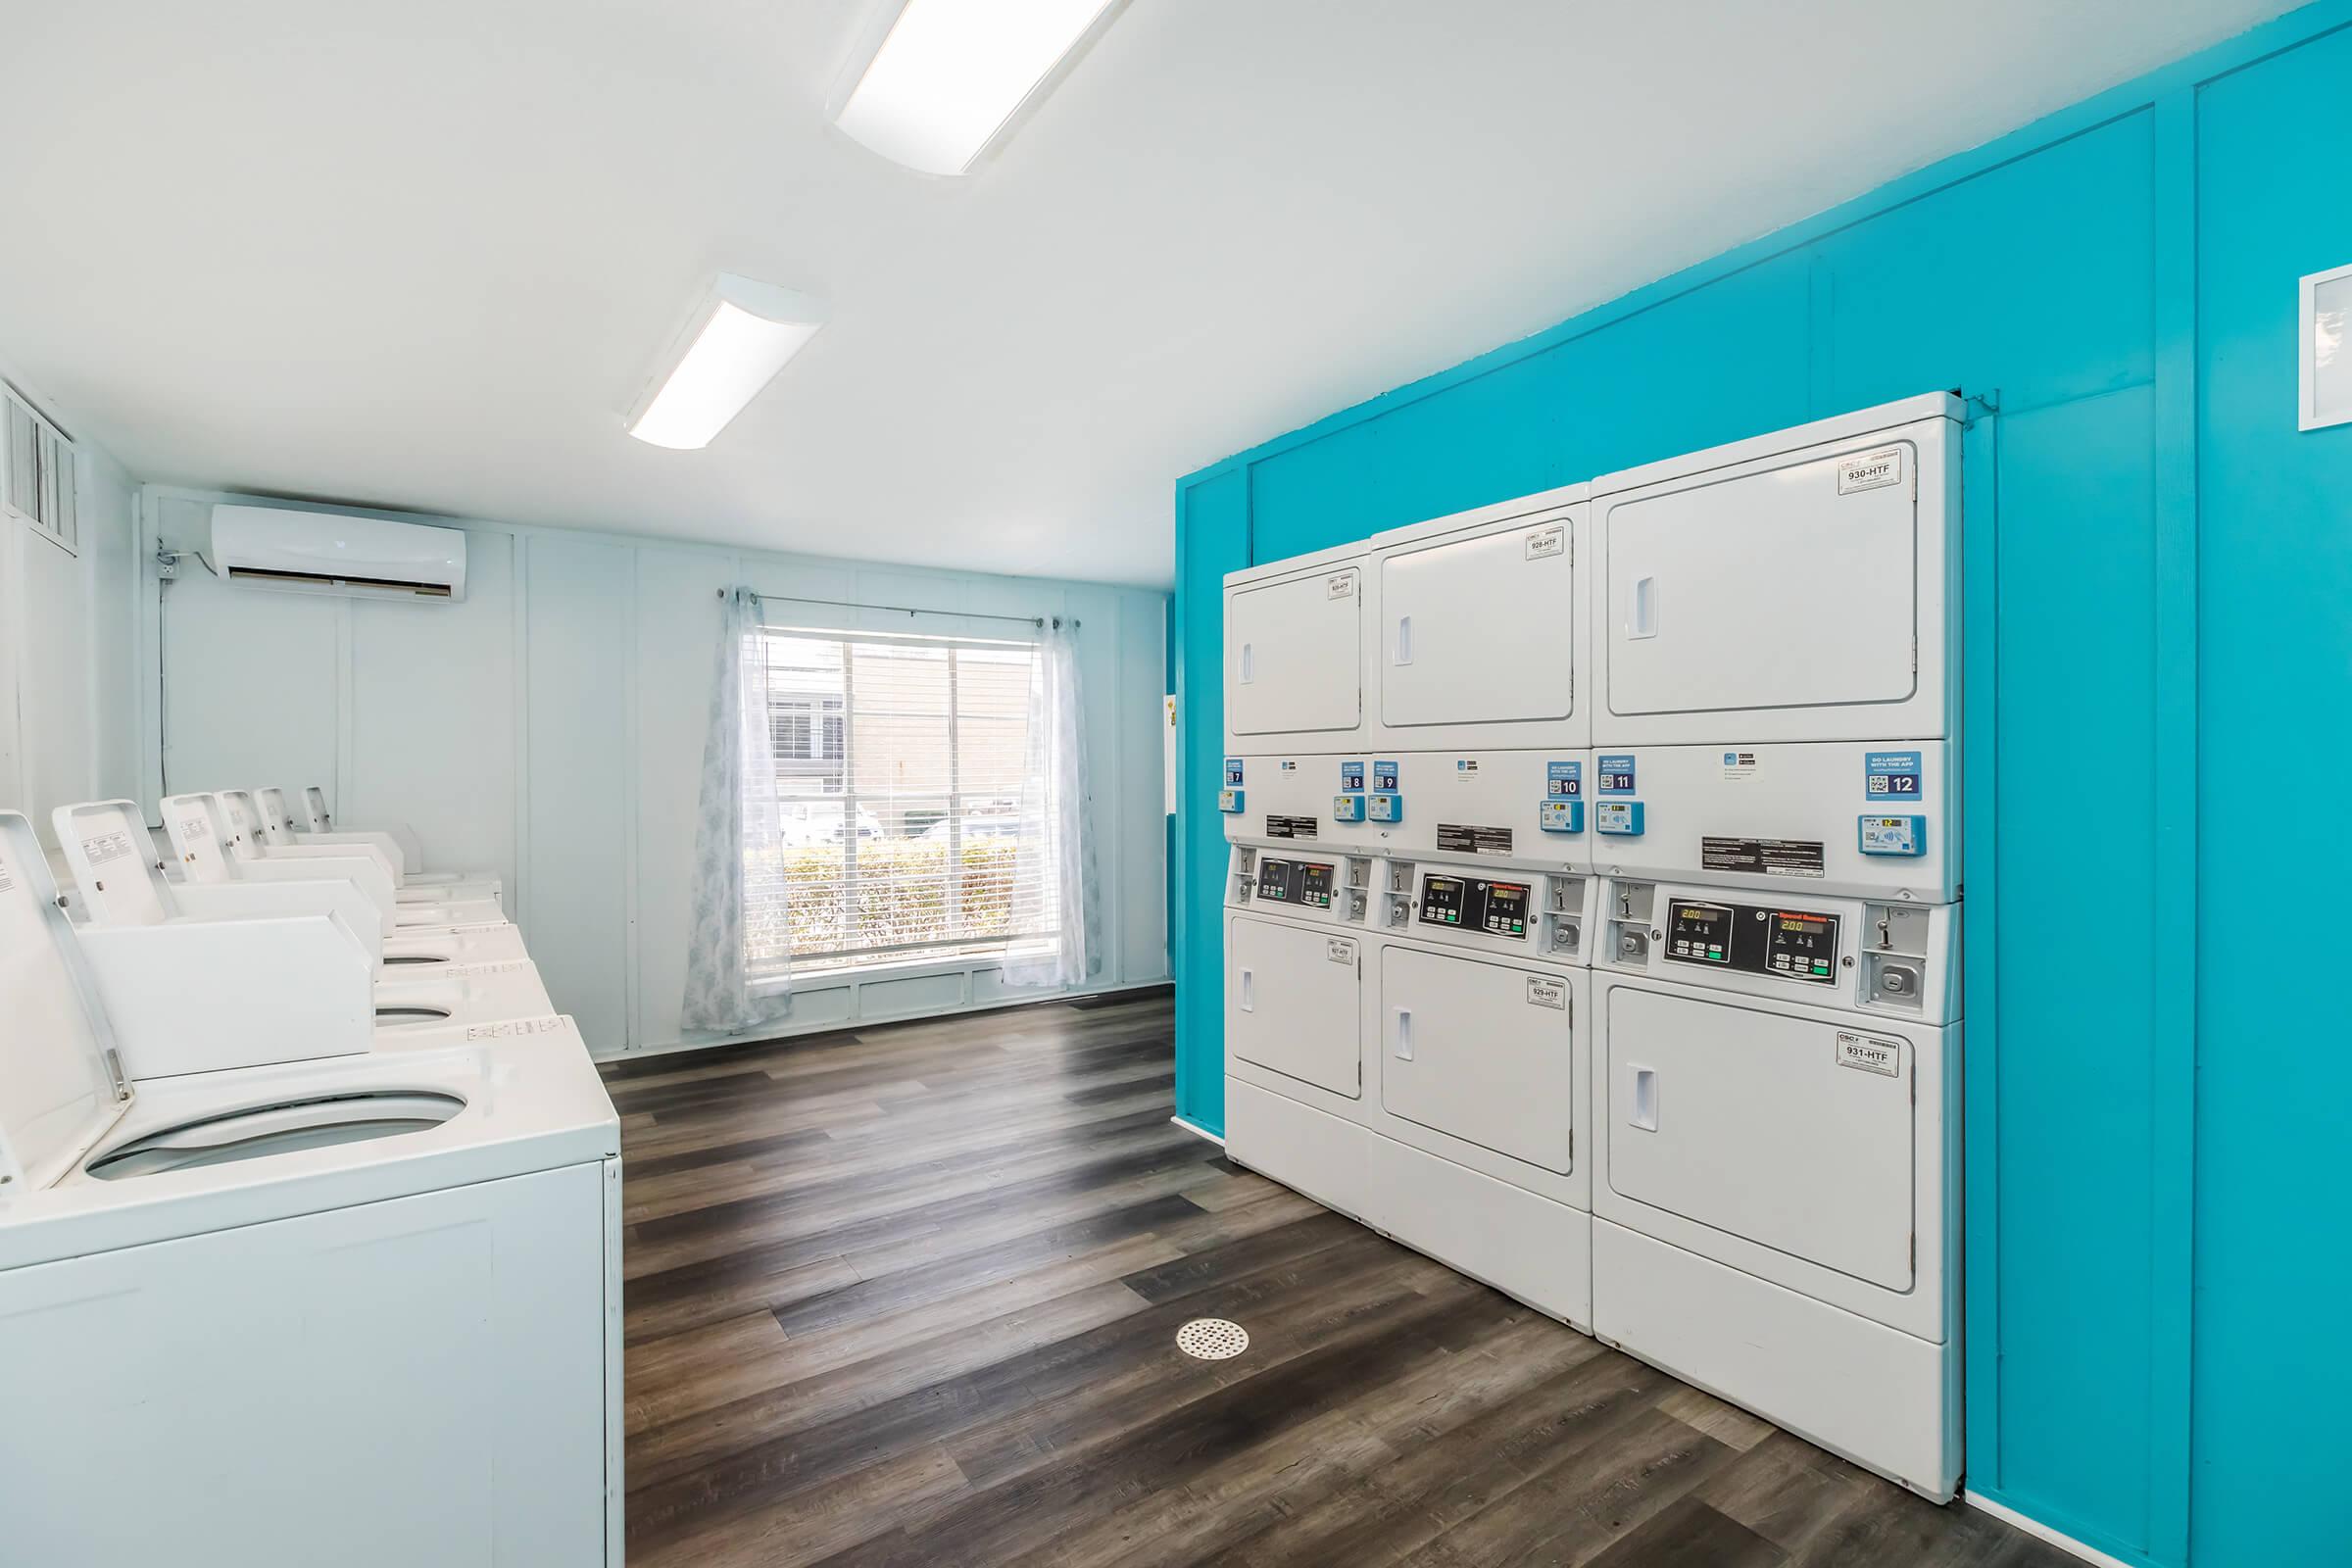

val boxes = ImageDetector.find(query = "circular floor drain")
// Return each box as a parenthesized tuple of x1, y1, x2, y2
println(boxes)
(1175, 1318, 1250, 1361)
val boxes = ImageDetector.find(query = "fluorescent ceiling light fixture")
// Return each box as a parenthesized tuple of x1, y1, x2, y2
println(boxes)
(626, 274, 825, 450)
(835, 0, 1120, 175)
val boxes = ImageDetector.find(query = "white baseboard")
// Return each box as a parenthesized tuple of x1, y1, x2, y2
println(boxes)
(1170, 1115, 1225, 1147)
(1964, 1491, 2146, 1568)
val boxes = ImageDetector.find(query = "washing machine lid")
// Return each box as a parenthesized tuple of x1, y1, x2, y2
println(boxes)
(0, 813, 133, 1194)
(53, 800, 177, 927)
(160, 792, 243, 882)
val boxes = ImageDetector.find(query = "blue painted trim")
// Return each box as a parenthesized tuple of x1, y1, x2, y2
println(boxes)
(2145, 86, 2202, 1567)
(1174, 0, 2352, 494)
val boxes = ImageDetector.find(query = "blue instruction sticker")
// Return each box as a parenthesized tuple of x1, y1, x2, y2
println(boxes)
(1223, 757, 1245, 787)
(1373, 759, 1399, 792)
(1598, 755, 1637, 794)
(1340, 760, 1365, 792)
(1546, 760, 1583, 798)
(1865, 751, 1923, 801)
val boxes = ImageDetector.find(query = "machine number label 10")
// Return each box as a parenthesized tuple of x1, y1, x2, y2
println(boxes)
(1864, 751, 1923, 799)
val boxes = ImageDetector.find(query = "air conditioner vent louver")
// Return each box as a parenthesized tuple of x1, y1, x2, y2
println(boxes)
(207, 505, 466, 602)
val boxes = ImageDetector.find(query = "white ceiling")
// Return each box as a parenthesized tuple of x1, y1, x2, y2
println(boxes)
(0, 0, 2290, 587)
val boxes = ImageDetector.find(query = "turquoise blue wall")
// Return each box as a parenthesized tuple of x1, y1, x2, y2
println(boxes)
(1169, 6, 2352, 1564)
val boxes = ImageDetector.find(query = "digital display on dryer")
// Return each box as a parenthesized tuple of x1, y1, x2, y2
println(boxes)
(1417, 874, 1529, 939)
(1256, 858, 1334, 908)
(1663, 898, 1839, 985)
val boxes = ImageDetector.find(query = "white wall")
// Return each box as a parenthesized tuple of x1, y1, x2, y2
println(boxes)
(0, 364, 141, 847)
(143, 488, 1169, 1056)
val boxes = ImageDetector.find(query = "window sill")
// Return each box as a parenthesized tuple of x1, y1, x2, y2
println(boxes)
(788, 948, 1053, 987)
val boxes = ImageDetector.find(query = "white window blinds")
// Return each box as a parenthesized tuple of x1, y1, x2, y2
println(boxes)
(743, 626, 1059, 976)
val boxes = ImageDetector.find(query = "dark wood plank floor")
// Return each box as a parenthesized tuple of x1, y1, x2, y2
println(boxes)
(605, 991, 2069, 1568)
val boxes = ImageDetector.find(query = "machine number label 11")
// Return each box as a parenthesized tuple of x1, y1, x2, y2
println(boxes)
(1597, 755, 1637, 793)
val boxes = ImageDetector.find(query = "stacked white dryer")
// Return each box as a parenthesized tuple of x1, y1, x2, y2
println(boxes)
(1585, 393, 1964, 1499)
(1218, 543, 1384, 1218)
(1220, 485, 1599, 1326)
(1214, 392, 1967, 1501)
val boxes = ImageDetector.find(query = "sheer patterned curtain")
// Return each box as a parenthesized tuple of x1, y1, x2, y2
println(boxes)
(1004, 619, 1099, 990)
(681, 587, 795, 1033)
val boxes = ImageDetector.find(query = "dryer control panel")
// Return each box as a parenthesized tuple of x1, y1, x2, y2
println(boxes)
(1256, 856, 1338, 910)
(1227, 844, 1374, 925)
(1663, 898, 1840, 986)
(1417, 873, 1532, 939)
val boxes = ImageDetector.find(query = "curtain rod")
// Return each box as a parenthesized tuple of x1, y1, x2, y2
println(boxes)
(724, 588, 1076, 629)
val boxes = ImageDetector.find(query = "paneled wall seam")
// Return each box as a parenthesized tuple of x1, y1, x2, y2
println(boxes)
(621, 549, 643, 1052)
(2146, 86, 2201, 1568)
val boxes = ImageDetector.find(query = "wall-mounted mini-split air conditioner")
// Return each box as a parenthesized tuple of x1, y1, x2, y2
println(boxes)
(206, 505, 467, 601)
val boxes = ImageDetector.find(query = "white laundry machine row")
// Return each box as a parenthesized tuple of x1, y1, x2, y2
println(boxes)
(289, 783, 504, 898)
(1588, 873, 1961, 1499)
(51, 800, 562, 1080)
(0, 811, 624, 1567)
(1220, 786, 1600, 1328)
(221, 787, 501, 909)
(165, 791, 510, 934)
(252, 785, 505, 903)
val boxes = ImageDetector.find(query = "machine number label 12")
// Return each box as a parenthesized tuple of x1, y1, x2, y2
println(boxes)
(1865, 751, 1923, 799)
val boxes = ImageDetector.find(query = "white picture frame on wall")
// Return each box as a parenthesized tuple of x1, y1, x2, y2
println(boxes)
(2301, 262, 2352, 431)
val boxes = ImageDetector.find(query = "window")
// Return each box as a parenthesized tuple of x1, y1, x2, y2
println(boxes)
(743, 626, 1057, 976)
(3, 387, 76, 552)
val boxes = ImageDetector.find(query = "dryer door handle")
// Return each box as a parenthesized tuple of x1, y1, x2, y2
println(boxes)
(1239, 968, 1254, 1012)
(1629, 575, 1659, 639)
(1394, 615, 1412, 665)
(1393, 1007, 1413, 1060)
(1630, 1065, 1659, 1131)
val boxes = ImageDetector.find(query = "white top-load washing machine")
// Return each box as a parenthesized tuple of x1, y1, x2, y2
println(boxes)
(299, 782, 493, 895)
(254, 785, 503, 903)
(221, 787, 500, 910)
(167, 792, 510, 933)
(0, 811, 623, 1566)
(57, 800, 559, 1073)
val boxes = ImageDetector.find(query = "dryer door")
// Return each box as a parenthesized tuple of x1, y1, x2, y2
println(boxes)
(1226, 915, 1360, 1099)
(1379, 945, 1575, 1174)
(1225, 567, 1361, 738)
(1605, 985, 1915, 1290)
(1602, 441, 1918, 719)
(1379, 522, 1574, 730)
